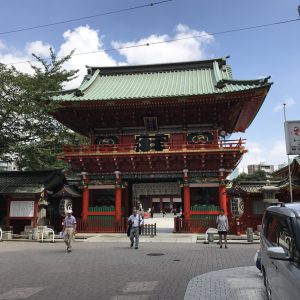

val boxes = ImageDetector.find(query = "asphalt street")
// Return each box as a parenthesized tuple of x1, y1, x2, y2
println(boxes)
(0, 241, 263, 300)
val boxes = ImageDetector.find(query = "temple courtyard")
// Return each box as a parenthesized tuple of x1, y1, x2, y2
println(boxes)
(0, 240, 266, 300)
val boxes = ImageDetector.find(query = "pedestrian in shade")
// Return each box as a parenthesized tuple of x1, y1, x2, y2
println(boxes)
(62, 209, 76, 253)
(128, 208, 143, 249)
(216, 208, 229, 249)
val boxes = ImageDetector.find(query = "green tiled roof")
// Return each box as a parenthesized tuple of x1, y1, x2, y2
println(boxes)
(0, 184, 44, 194)
(227, 181, 281, 194)
(53, 58, 271, 102)
(0, 170, 65, 195)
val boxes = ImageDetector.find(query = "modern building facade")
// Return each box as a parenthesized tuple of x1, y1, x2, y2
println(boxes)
(52, 57, 272, 232)
(248, 163, 275, 175)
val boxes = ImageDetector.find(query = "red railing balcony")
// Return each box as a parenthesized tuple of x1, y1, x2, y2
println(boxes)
(62, 139, 246, 157)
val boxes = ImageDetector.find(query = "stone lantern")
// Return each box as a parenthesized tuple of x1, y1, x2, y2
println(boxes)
(259, 180, 279, 204)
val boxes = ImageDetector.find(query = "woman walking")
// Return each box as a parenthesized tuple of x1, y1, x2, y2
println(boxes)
(216, 208, 229, 249)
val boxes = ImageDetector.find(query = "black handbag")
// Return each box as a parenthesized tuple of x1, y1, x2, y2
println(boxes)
(127, 225, 132, 237)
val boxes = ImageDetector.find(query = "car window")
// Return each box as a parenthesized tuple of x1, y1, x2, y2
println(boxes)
(264, 212, 300, 263)
(264, 212, 278, 244)
(277, 218, 300, 264)
(277, 220, 293, 256)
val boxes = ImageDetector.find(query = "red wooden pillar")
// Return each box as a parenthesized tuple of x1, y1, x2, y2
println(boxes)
(213, 129, 218, 144)
(219, 169, 228, 215)
(33, 195, 39, 227)
(82, 187, 89, 223)
(124, 184, 129, 219)
(115, 171, 122, 224)
(183, 169, 190, 222)
(81, 174, 89, 223)
(219, 184, 227, 215)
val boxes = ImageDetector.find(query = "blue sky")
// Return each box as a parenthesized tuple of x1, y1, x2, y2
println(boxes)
(1, 0, 299, 170)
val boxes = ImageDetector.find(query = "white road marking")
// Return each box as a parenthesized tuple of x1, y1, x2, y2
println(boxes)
(0, 287, 46, 299)
(122, 281, 159, 293)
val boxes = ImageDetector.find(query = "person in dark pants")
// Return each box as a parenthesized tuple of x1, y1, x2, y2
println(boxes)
(128, 208, 143, 249)
(216, 208, 229, 249)
(150, 207, 154, 218)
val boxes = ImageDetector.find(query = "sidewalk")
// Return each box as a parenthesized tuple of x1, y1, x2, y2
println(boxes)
(1, 232, 260, 244)
(84, 233, 198, 243)
(184, 266, 267, 300)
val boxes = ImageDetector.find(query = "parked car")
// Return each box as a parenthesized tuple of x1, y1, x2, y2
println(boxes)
(260, 202, 300, 299)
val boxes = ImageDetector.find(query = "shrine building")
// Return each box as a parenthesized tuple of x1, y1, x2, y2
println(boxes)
(52, 57, 272, 233)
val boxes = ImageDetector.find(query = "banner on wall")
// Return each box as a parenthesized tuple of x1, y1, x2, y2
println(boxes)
(10, 201, 35, 217)
(284, 121, 300, 155)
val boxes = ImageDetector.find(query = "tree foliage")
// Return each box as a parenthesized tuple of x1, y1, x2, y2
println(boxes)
(0, 48, 88, 170)
(233, 170, 268, 183)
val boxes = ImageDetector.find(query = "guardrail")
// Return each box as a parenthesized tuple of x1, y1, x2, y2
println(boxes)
(174, 217, 217, 233)
(141, 224, 156, 236)
(39, 228, 55, 243)
(63, 139, 245, 155)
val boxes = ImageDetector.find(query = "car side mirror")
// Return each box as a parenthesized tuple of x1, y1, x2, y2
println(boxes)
(267, 246, 291, 261)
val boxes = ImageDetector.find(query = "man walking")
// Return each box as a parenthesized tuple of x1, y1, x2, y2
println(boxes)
(63, 209, 76, 253)
(128, 208, 143, 249)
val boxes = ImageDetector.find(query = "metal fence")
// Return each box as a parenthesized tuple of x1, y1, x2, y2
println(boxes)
(141, 224, 156, 236)
(174, 217, 217, 233)
(77, 219, 126, 233)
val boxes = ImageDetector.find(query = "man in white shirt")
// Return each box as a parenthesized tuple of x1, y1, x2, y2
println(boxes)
(128, 208, 143, 249)
(63, 209, 76, 253)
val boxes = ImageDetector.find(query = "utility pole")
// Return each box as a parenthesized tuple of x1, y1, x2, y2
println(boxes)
(283, 103, 293, 202)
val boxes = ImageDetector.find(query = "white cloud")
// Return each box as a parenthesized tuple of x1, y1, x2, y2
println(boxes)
(25, 41, 52, 57)
(0, 25, 117, 88)
(112, 24, 214, 65)
(0, 23, 214, 88)
(238, 139, 288, 169)
(0, 51, 34, 74)
(0, 40, 49, 75)
(57, 25, 117, 89)
(0, 39, 6, 50)
(274, 97, 295, 112)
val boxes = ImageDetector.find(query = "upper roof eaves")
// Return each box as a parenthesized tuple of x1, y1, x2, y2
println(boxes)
(52, 57, 272, 102)
(86, 57, 228, 76)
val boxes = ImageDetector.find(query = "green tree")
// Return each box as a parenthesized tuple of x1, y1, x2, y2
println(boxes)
(0, 49, 88, 170)
(233, 170, 268, 183)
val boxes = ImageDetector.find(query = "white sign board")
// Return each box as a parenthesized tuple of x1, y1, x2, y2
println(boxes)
(10, 201, 35, 217)
(285, 121, 300, 155)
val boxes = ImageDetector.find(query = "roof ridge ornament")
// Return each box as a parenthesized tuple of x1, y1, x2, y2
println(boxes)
(74, 89, 84, 97)
(215, 80, 225, 89)
(259, 76, 271, 84)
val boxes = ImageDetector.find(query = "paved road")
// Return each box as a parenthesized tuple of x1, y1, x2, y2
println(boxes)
(185, 266, 266, 300)
(0, 241, 263, 300)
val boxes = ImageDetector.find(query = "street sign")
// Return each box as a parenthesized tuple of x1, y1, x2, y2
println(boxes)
(284, 121, 300, 155)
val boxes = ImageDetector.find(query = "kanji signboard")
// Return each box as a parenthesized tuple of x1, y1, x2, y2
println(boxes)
(284, 121, 300, 155)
